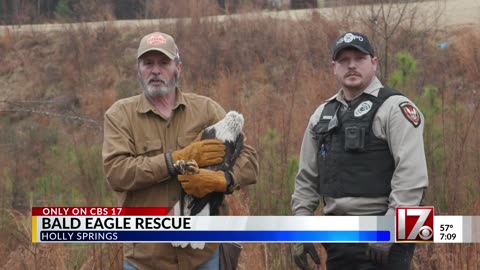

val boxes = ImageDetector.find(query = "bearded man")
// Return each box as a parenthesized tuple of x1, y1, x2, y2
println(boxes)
(291, 32, 428, 270)
(102, 32, 258, 270)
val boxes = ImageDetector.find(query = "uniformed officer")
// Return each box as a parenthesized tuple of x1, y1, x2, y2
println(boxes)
(291, 32, 428, 270)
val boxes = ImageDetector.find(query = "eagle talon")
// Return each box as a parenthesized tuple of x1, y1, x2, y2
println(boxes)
(174, 160, 200, 175)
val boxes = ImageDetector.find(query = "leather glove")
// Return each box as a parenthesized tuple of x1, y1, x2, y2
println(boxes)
(177, 169, 227, 198)
(292, 243, 320, 270)
(367, 242, 392, 265)
(172, 133, 225, 168)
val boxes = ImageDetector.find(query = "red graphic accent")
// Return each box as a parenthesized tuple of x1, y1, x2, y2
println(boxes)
(32, 207, 170, 216)
(396, 207, 434, 242)
(147, 34, 166, 46)
(399, 102, 421, 127)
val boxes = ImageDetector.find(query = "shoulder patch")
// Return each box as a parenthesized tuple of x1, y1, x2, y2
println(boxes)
(399, 102, 421, 127)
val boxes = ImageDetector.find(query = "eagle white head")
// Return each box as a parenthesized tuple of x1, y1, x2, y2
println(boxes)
(172, 110, 245, 250)
(204, 111, 244, 143)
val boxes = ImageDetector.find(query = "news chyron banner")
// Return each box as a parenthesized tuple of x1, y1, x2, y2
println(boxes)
(32, 207, 480, 243)
(395, 207, 480, 243)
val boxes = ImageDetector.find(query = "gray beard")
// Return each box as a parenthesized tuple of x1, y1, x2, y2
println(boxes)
(140, 73, 178, 98)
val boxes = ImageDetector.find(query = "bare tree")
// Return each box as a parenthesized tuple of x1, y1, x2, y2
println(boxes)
(331, 0, 445, 81)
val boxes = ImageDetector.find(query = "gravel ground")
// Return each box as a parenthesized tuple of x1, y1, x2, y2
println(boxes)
(0, 0, 478, 34)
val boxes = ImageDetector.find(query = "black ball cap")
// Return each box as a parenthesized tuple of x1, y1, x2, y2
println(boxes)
(332, 32, 374, 60)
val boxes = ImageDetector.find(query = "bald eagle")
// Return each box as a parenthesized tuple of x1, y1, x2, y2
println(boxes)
(171, 111, 244, 249)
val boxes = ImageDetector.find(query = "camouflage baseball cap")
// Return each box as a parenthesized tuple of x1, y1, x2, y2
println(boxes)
(332, 32, 374, 60)
(137, 32, 178, 60)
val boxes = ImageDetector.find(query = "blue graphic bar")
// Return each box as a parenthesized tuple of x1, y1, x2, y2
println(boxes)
(39, 230, 390, 242)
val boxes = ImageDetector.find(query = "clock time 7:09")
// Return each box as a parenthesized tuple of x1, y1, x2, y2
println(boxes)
(440, 233, 456, 241)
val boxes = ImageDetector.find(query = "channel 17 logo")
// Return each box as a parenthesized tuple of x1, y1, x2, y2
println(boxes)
(396, 207, 434, 242)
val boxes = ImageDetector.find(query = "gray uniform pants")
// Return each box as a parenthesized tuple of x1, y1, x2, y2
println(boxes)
(321, 243, 415, 270)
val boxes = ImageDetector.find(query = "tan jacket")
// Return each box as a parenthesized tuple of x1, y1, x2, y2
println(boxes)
(103, 89, 258, 270)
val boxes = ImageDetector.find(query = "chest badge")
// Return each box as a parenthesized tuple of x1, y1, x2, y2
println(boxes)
(354, 101, 373, 117)
(399, 102, 421, 127)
